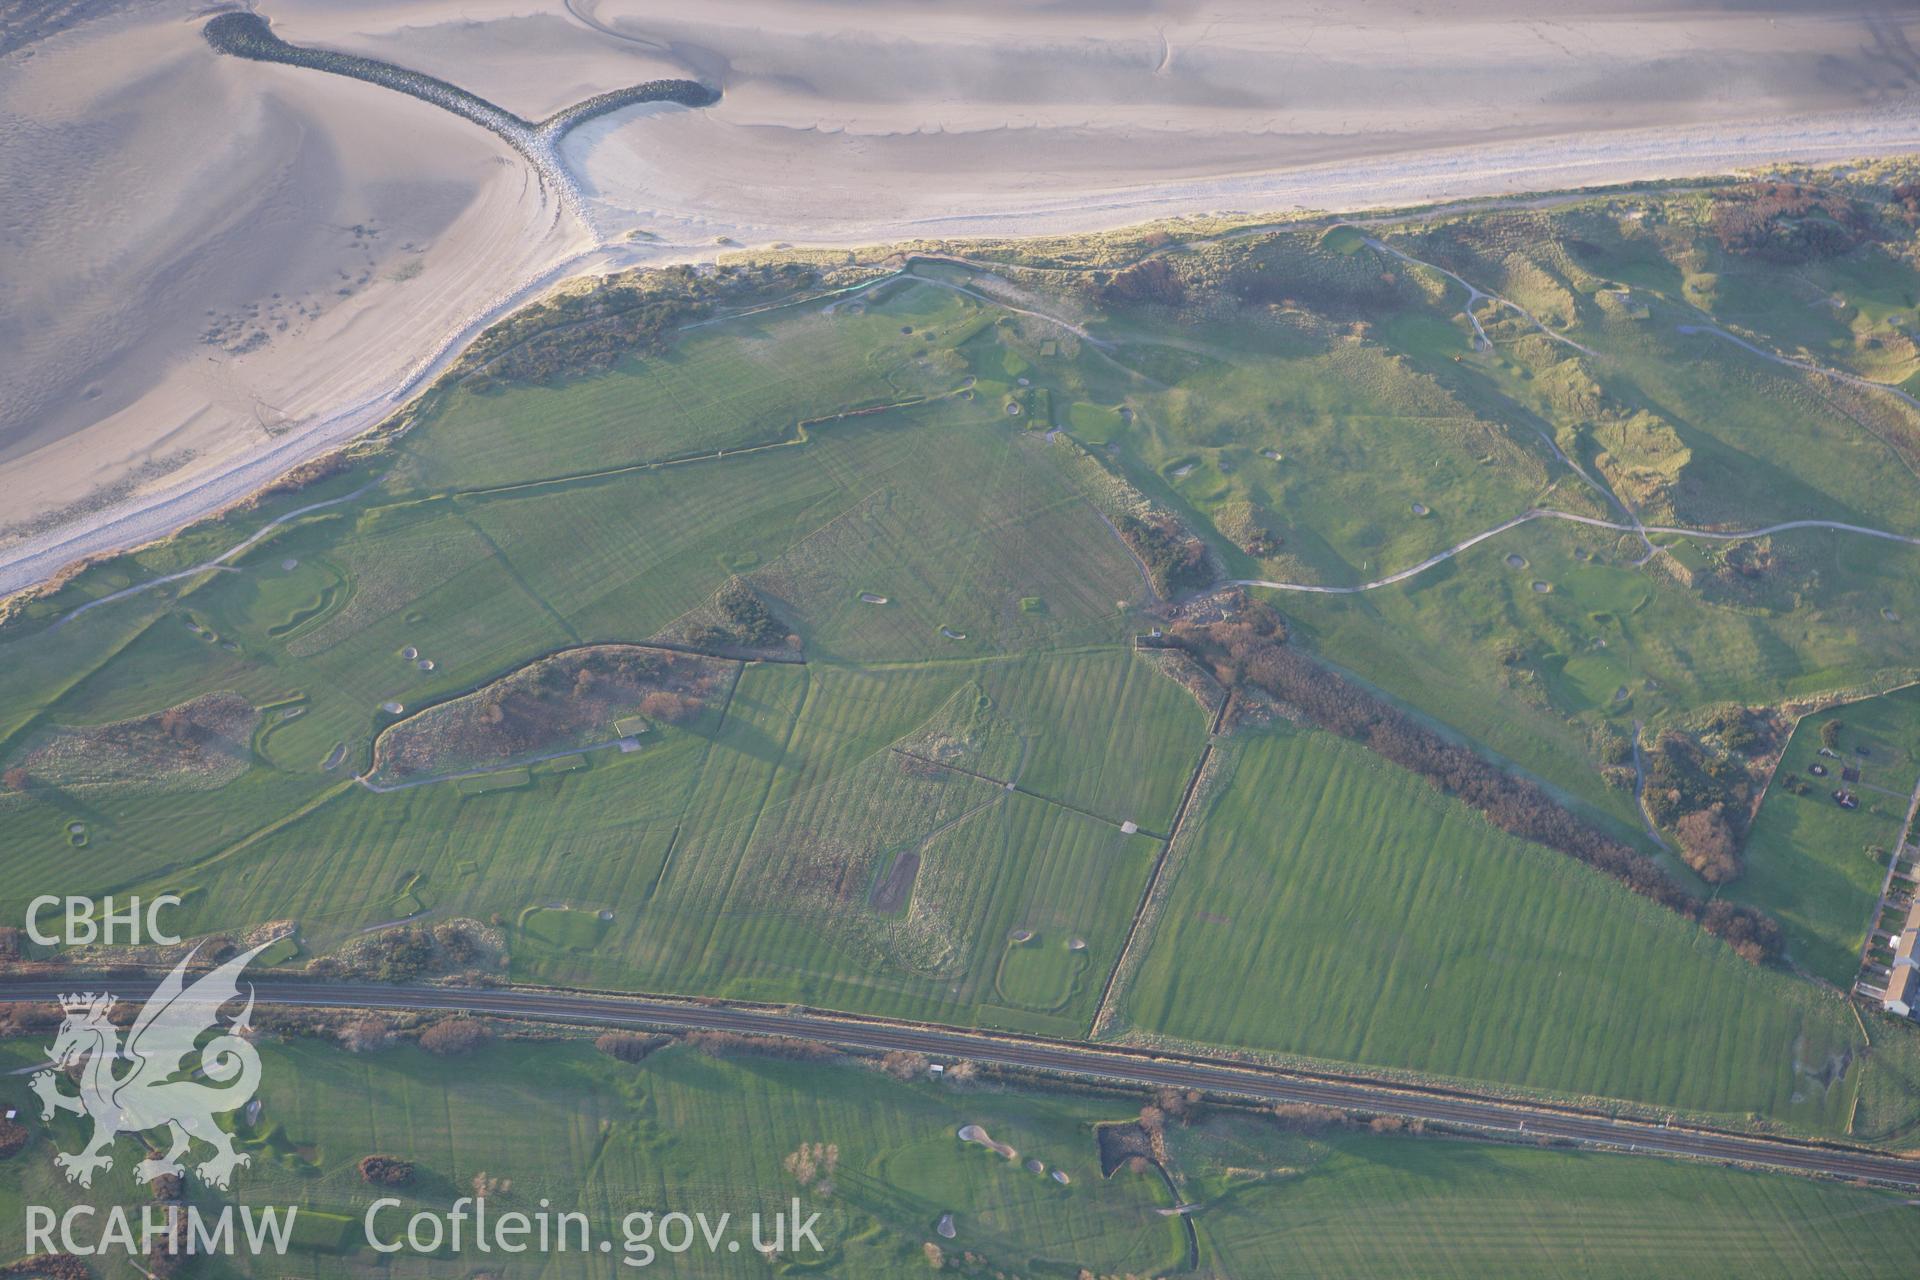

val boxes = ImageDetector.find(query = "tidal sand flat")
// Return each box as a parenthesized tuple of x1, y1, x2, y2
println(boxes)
(0, 2, 588, 558)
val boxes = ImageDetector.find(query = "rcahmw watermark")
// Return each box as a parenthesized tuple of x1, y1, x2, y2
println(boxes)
(24, 1198, 824, 1269)
(26, 1204, 295, 1258)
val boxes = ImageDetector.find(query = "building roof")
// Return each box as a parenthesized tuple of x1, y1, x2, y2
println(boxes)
(1884, 899, 1920, 1016)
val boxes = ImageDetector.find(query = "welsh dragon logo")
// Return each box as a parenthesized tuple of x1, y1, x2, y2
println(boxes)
(30, 941, 269, 1190)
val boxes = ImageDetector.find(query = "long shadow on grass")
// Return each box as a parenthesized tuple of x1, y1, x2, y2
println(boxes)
(684, 715, 788, 765)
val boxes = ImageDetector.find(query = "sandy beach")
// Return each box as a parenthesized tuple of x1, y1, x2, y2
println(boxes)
(0, 2, 587, 561)
(4, 0, 1920, 595)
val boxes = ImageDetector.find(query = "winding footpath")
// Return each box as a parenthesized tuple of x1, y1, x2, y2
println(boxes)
(47, 479, 384, 631)
(1234, 509, 1920, 596)
(1365, 236, 1597, 357)
(1679, 323, 1920, 417)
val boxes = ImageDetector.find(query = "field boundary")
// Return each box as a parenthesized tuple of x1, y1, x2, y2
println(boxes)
(1088, 689, 1234, 1034)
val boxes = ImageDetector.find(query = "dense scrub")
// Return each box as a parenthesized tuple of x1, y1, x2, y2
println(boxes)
(1117, 510, 1215, 596)
(4, 692, 256, 792)
(356, 1154, 416, 1186)
(1708, 181, 1869, 264)
(369, 645, 725, 783)
(690, 577, 793, 652)
(1644, 709, 1774, 883)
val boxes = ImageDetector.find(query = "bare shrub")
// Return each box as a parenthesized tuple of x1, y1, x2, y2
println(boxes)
(683, 1030, 836, 1062)
(1269, 1102, 1346, 1131)
(1674, 805, 1740, 884)
(594, 1032, 664, 1063)
(340, 1017, 390, 1053)
(638, 690, 697, 724)
(419, 1018, 490, 1056)
(782, 1142, 839, 1191)
(879, 1050, 928, 1080)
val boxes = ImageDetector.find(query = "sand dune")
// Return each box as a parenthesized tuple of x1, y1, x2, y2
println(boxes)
(4, 0, 1920, 592)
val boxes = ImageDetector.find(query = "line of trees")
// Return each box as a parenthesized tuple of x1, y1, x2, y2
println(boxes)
(1169, 603, 1782, 963)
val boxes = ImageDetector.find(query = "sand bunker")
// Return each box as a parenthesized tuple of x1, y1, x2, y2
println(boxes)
(957, 1124, 1017, 1161)
(869, 849, 920, 913)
